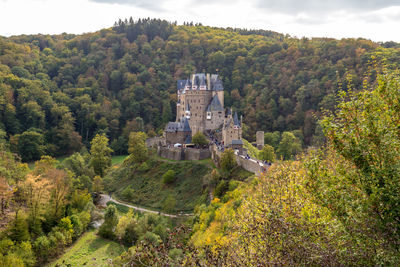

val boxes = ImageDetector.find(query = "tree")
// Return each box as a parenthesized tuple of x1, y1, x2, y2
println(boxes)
(99, 204, 118, 239)
(33, 236, 51, 262)
(10, 211, 30, 242)
(11, 131, 46, 162)
(258, 144, 276, 162)
(192, 132, 208, 147)
(264, 131, 281, 150)
(115, 210, 139, 246)
(320, 69, 400, 239)
(22, 174, 52, 236)
(92, 176, 103, 193)
(163, 194, 176, 213)
(128, 131, 148, 163)
(220, 149, 237, 176)
(0, 177, 14, 215)
(276, 132, 301, 160)
(45, 169, 70, 219)
(89, 134, 113, 177)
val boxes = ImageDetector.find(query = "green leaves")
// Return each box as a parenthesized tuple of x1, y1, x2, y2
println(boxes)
(321, 68, 400, 243)
(89, 134, 113, 177)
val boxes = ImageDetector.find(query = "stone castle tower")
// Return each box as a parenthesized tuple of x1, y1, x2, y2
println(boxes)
(222, 109, 243, 147)
(165, 73, 243, 148)
(176, 73, 225, 134)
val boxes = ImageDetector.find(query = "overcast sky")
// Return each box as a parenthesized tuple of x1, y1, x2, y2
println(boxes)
(1, 0, 400, 42)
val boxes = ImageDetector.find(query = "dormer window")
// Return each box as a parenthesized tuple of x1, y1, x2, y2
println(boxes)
(207, 112, 212, 120)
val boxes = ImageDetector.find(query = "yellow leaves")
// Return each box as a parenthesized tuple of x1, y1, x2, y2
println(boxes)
(211, 198, 220, 204)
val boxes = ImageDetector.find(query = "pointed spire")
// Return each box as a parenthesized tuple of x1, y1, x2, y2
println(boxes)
(207, 94, 224, 112)
(182, 117, 191, 132)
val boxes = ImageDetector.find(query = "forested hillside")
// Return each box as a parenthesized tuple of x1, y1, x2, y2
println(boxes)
(2, 18, 400, 160)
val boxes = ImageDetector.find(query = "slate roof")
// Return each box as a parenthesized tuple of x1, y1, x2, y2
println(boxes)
(177, 74, 223, 91)
(206, 95, 224, 112)
(184, 78, 191, 88)
(177, 80, 186, 90)
(233, 112, 240, 126)
(165, 122, 179, 132)
(184, 134, 192, 144)
(165, 117, 192, 132)
(211, 79, 224, 91)
(181, 117, 191, 132)
(231, 139, 243, 145)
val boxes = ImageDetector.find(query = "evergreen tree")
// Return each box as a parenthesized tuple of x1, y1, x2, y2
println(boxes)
(10, 211, 30, 242)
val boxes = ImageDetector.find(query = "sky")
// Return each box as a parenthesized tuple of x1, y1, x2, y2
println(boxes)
(1, 0, 400, 42)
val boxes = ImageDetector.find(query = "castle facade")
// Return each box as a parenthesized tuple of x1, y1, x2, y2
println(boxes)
(165, 73, 242, 147)
(176, 73, 225, 133)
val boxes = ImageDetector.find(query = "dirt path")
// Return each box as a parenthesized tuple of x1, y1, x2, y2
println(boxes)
(99, 194, 193, 218)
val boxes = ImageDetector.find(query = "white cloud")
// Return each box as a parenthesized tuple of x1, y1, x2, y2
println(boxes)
(0, 0, 399, 42)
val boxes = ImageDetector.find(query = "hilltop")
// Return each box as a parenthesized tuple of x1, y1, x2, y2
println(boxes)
(2, 18, 400, 162)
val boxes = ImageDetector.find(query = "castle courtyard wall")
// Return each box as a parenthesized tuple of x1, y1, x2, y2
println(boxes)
(157, 146, 211, 161)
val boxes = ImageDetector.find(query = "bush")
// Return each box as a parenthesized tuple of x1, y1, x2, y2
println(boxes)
(122, 187, 135, 201)
(34, 236, 51, 261)
(137, 162, 150, 172)
(139, 231, 162, 246)
(214, 180, 228, 198)
(162, 195, 176, 213)
(169, 248, 183, 260)
(162, 170, 176, 184)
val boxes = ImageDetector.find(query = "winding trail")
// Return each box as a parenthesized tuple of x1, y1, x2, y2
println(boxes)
(99, 194, 193, 218)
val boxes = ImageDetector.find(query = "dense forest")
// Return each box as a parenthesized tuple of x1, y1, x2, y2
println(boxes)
(2, 18, 400, 161)
(2, 18, 400, 266)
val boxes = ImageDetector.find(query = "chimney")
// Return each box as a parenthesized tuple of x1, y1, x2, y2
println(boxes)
(207, 73, 211, 90)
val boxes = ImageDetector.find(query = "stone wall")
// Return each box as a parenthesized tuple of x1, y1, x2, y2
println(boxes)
(205, 111, 224, 130)
(178, 90, 213, 134)
(165, 131, 191, 145)
(236, 155, 265, 173)
(157, 147, 211, 161)
(210, 145, 267, 175)
(146, 137, 166, 148)
(158, 147, 183, 161)
(256, 131, 264, 150)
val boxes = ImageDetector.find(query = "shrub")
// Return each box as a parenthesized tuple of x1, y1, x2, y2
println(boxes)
(162, 170, 176, 184)
(162, 195, 176, 213)
(139, 231, 162, 246)
(214, 180, 228, 198)
(137, 162, 149, 172)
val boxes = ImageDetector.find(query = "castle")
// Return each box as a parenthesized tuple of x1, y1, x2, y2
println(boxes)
(165, 73, 243, 148)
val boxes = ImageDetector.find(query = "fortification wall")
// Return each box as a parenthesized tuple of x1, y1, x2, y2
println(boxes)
(236, 155, 263, 173)
(157, 147, 211, 161)
(158, 147, 182, 161)
(146, 137, 166, 148)
(184, 148, 211, 160)
(210, 145, 266, 174)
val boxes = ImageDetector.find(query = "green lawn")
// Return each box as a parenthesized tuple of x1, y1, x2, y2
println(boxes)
(111, 155, 129, 166)
(105, 157, 211, 213)
(47, 230, 125, 267)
